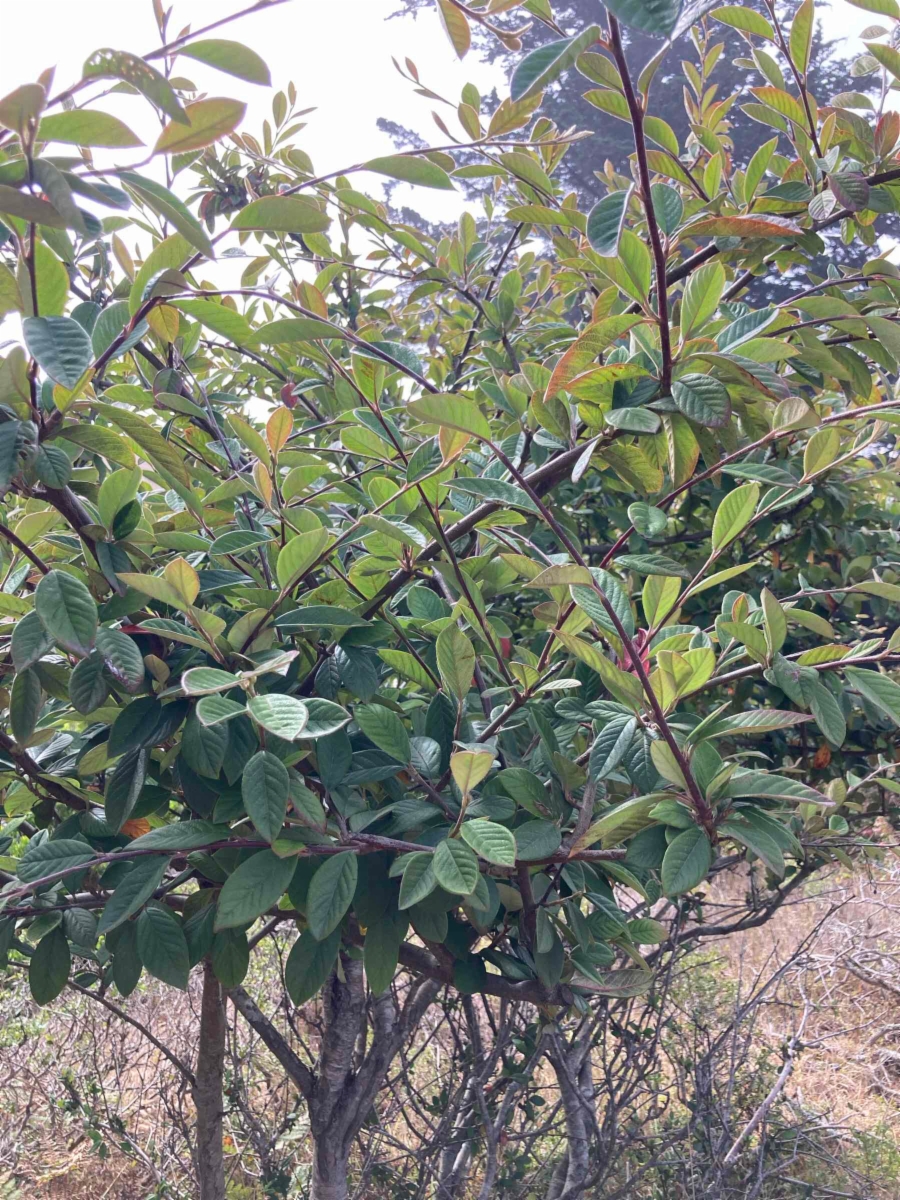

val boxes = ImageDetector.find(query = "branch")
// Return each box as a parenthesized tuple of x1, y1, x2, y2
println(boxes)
(229, 985, 315, 1099)
(607, 13, 672, 393)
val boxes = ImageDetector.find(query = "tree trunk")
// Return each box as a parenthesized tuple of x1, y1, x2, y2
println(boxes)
(193, 960, 227, 1200)
(311, 1140, 350, 1200)
(545, 1031, 595, 1200)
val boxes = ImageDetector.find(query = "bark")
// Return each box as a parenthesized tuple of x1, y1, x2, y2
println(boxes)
(437, 995, 485, 1199)
(193, 960, 227, 1200)
(545, 1031, 595, 1200)
(311, 1146, 350, 1200)
(232, 960, 439, 1200)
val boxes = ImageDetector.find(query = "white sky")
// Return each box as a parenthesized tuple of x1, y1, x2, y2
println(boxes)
(1, 0, 506, 223)
(0, 0, 877, 224)
(0, 0, 885, 304)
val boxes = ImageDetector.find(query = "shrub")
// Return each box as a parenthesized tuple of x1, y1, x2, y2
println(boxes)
(2, 0, 900, 1195)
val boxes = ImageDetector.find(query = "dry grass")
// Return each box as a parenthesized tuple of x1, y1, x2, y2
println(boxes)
(2, 860, 899, 1198)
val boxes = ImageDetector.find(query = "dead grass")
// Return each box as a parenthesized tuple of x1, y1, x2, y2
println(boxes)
(2, 860, 899, 1198)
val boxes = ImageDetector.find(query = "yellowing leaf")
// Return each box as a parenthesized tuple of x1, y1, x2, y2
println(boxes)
(546, 315, 644, 399)
(164, 557, 200, 605)
(230, 196, 331, 233)
(450, 749, 494, 795)
(154, 98, 246, 154)
(276, 528, 331, 590)
(437, 0, 471, 57)
(408, 395, 491, 440)
(711, 483, 758, 551)
(266, 407, 293, 455)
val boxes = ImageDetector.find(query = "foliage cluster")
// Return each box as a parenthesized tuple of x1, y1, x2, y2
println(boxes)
(0, 0, 900, 1192)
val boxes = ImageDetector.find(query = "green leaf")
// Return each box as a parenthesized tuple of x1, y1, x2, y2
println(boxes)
(83, 49, 189, 123)
(720, 818, 785, 878)
(844, 667, 900, 726)
(210, 529, 272, 555)
(626, 917, 668, 945)
(96, 627, 144, 692)
(0, 184, 65, 228)
(242, 751, 290, 842)
(614, 553, 691, 579)
(182, 667, 241, 695)
(433, 839, 480, 894)
(231, 196, 331, 233)
(69, 654, 108, 714)
(276, 527, 331, 590)
(661, 826, 712, 895)
(31, 160, 87, 235)
(195, 695, 246, 726)
(285, 927, 341, 1005)
(39, 109, 143, 147)
(605, 0, 680, 35)
(789, 0, 814, 74)
(98, 855, 169, 934)
(211, 928, 249, 987)
(449, 476, 540, 513)
(11, 610, 53, 672)
(92, 403, 192, 487)
(250, 317, 347, 344)
(364, 154, 454, 190)
(510, 26, 602, 100)
(247, 694, 309, 740)
(276, 606, 368, 629)
(398, 852, 437, 909)
(215, 850, 297, 930)
(33, 444, 72, 488)
(436, 624, 476, 702)
(17, 837, 95, 884)
(808, 680, 846, 748)
(129, 821, 229, 850)
(29, 927, 70, 1006)
(35, 570, 98, 656)
(111, 922, 143, 996)
(10, 667, 41, 744)
(605, 407, 660, 433)
(671, 374, 731, 428)
(712, 5, 775, 37)
(178, 39, 271, 84)
(459, 819, 517, 866)
(23, 316, 93, 388)
(680, 262, 725, 338)
(0, 264, 22, 316)
(302, 699, 352, 738)
(589, 716, 638, 781)
(154, 98, 246, 154)
(408, 395, 491, 439)
(364, 911, 408, 995)
(355, 704, 410, 762)
(137, 902, 189, 989)
(586, 188, 631, 255)
(306, 851, 358, 940)
(628, 502, 667, 537)
(0, 83, 45, 135)
(105, 748, 148, 832)
(118, 171, 215, 259)
(712, 483, 759, 551)
(515, 820, 562, 860)
(719, 770, 830, 806)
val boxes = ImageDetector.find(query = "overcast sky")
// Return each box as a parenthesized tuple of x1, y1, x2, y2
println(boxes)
(0, 0, 877, 224)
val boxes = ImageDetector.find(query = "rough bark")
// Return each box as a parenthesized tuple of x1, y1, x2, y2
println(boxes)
(545, 1031, 595, 1200)
(232, 959, 439, 1200)
(193, 960, 227, 1200)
